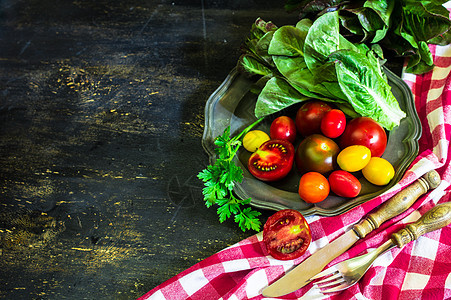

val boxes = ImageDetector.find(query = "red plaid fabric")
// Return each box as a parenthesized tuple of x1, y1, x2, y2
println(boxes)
(138, 17, 451, 300)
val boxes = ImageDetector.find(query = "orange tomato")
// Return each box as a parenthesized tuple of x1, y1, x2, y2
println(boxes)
(298, 172, 330, 203)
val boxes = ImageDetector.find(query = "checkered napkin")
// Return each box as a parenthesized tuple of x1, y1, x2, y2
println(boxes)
(138, 35, 451, 300)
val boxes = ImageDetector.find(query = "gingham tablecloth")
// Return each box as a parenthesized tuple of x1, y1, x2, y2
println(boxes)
(138, 38, 451, 300)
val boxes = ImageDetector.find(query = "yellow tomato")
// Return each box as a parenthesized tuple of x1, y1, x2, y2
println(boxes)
(243, 130, 270, 152)
(337, 145, 371, 172)
(362, 157, 395, 185)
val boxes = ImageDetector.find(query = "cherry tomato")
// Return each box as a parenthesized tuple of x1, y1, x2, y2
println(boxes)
(298, 172, 330, 203)
(321, 109, 346, 138)
(295, 134, 340, 175)
(337, 145, 371, 172)
(248, 139, 295, 182)
(270, 116, 297, 143)
(263, 209, 311, 260)
(362, 157, 395, 186)
(295, 101, 332, 137)
(243, 130, 270, 152)
(328, 170, 361, 198)
(340, 117, 387, 157)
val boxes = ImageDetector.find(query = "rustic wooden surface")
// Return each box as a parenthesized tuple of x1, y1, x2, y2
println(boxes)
(0, 1, 302, 299)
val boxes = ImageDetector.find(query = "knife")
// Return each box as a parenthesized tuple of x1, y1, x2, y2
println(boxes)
(261, 170, 441, 297)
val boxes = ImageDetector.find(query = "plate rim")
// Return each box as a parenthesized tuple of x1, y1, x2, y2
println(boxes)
(202, 66, 421, 216)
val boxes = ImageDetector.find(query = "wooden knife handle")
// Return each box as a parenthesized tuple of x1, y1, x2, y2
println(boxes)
(353, 170, 441, 239)
(391, 201, 451, 248)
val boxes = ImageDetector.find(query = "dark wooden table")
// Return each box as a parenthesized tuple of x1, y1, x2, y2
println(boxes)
(0, 1, 303, 299)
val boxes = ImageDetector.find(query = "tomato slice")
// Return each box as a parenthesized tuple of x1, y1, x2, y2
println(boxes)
(263, 209, 311, 260)
(248, 139, 294, 182)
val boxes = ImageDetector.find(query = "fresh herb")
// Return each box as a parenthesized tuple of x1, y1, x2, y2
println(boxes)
(197, 118, 264, 232)
(238, 11, 406, 130)
(283, 0, 451, 74)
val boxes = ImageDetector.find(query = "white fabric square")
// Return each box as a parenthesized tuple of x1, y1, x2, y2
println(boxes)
(267, 255, 295, 268)
(401, 210, 421, 224)
(369, 266, 387, 286)
(256, 231, 264, 241)
(222, 258, 250, 273)
(401, 272, 430, 290)
(355, 294, 372, 300)
(412, 236, 439, 261)
(313, 235, 330, 249)
(446, 272, 451, 289)
(427, 106, 445, 134)
(179, 268, 209, 296)
(434, 138, 449, 163)
(147, 290, 165, 300)
(372, 249, 394, 268)
(245, 270, 268, 298)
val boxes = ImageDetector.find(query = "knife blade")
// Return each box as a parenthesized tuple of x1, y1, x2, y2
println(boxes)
(261, 170, 441, 297)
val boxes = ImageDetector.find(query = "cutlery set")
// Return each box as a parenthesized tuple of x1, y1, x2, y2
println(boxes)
(262, 170, 450, 297)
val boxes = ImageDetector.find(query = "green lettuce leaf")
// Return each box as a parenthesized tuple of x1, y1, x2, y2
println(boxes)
(329, 49, 406, 130)
(304, 11, 341, 71)
(255, 77, 312, 118)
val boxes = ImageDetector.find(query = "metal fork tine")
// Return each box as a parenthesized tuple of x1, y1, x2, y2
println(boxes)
(321, 283, 350, 293)
(314, 272, 342, 285)
(317, 278, 346, 289)
(309, 267, 338, 281)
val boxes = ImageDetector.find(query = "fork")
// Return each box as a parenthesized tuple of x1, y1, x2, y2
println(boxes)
(310, 201, 451, 293)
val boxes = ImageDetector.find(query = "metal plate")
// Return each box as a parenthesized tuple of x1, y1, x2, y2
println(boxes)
(201, 67, 421, 216)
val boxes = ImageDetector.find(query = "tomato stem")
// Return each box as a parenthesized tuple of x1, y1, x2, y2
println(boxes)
(227, 117, 265, 161)
(233, 117, 265, 141)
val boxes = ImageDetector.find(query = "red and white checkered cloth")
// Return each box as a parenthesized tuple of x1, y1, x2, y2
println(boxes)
(139, 25, 451, 300)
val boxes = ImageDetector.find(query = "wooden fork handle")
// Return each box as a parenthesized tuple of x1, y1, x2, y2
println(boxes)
(353, 170, 441, 239)
(391, 201, 451, 248)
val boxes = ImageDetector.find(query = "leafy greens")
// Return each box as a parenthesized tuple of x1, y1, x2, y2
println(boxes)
(283, 0, 451, 74)
(197, 119, 264, 232)
(239, 11, 406, 130)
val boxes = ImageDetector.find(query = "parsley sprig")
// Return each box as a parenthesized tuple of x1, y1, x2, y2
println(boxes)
(198, 118, 265, 232)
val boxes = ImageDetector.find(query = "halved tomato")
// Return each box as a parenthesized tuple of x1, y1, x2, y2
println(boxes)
(263, 209, 311, 260)
(248, 139, 295, 182)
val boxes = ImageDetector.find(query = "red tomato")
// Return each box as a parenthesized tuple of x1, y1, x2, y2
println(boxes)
(248, 139, 295, 182)
(270, 116, 297, 143)
(295, 101, 332, 137)
(263, 209, 311, 260)
(328, 170, 361, 198)
(295, 134, 340, 175)
(321, 109, 346, 138)
(340, 117, 387, 157)
(298, 172, 330, 203)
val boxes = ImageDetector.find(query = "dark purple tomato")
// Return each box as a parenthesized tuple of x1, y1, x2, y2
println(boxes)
(339, 117, 387, 157)
(295, 101, 333, 137)
(295, 134, 340, 175)
(328, 170, 361, 198)
(248, 139, 295, 182)
(270, 116, 297, 143)
(321, 109, 346, 138)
